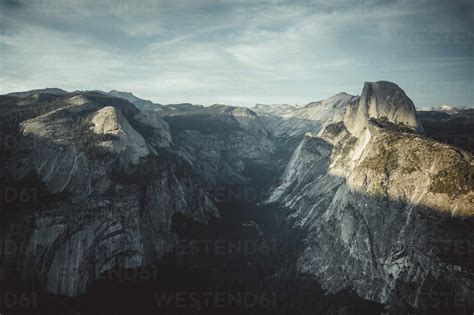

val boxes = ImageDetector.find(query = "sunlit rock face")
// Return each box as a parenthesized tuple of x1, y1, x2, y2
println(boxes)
(343, 81, 424, 136)
(268, 81, 473, 313)
(90, 106, 150, 164)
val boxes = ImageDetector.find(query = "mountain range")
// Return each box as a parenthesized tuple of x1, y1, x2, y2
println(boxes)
(0, 81, 472, 314)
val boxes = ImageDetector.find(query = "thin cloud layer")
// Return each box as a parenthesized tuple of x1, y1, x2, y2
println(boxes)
(0, 0, 472, 107)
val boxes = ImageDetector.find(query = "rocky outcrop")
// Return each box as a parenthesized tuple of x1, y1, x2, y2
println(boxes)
(18, 97, 98, 197)
(90, 106, 150, 164)
(134, 110, 172, 148)
(268, 81, 474, 313)
(343, 81, 424, 136)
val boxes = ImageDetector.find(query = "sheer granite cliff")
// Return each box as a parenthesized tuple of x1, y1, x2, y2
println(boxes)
(1, 83, 472, 313)
(267, 81, 473, 313)
(0, 92, 275, 296)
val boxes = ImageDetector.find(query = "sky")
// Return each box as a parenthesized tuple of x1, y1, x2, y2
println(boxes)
(0, 0, 473, 108)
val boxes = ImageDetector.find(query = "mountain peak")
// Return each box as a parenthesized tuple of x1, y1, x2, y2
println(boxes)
(7, 88, 68, 98)
(425, 104, 465, 113)
(331, 91, 350, 97)
(106, 90, 163, 110)
(343, 80, 423, 136)
(109, 89, 133, 96)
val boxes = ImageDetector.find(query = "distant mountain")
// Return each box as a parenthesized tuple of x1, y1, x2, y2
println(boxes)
(162, 103, 204, 111)
(106, 90, 164, 111)
(252, 103, 296, 114)
(421, 104, 468, 113)
(418, 105, 474, 152)
(7, 88, 68, 97)
(100, 90, 206, 113)
(252, 92, 356, 152)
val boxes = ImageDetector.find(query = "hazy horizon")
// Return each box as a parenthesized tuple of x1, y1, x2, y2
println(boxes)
(4, 85, 474, 109)
(1, 0, 473, 108)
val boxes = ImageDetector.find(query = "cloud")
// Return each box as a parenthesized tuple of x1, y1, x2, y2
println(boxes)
(0, 0, 472, 107)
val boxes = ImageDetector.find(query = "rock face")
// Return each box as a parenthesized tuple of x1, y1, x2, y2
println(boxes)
(133, 110, 172, 148)
(252, 93, 357, 152)
(161, 104, 276, 187)
(0, 92, 279, 297)
(1, 82, 472, 313)
(1, 92, 221, 296)
(90, 106, 150, 164)
(344, 81, 424, 136)
(267, 81, 474, 313)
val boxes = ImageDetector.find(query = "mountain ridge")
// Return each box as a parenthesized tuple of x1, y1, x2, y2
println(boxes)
(266, 81, 473, 313)
(0, 81, 472, 313)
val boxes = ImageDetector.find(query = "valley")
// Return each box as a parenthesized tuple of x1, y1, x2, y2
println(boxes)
(0, 81, 472, 314)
